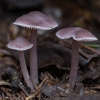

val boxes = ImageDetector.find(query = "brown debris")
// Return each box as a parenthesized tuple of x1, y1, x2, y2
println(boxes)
(26, 76, 48, 100)
(38, 43, 64, 69)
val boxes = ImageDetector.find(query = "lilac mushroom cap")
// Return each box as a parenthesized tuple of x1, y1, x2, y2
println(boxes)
(56, 27, 97, 41)
(56, 27, 97, 88)
(13, 11, 58, 30)
(13, 11, 58, 84)
(7, 36, 33, 51)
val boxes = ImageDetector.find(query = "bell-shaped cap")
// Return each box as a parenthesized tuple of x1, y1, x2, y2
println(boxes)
(7, 36, 33, 51)
(13, 11, 58, 30)
(56, 27, 97, 41)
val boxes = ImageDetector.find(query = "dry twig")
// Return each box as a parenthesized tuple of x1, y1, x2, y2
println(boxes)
(25, 77, 48, 100)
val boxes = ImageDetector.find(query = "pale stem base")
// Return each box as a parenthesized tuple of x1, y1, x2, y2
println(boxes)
(19, 51, 34, 92)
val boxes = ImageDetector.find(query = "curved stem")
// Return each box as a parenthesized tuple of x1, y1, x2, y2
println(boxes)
(19, 51, 34, 92)
(29, 29, 38, 84)
(68, 39, 79, 88)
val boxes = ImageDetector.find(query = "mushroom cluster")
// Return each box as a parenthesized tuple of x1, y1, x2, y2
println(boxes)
(7, 11, 98, 93)
(13, 11, 58, 84)
(7, 11, 58, 92)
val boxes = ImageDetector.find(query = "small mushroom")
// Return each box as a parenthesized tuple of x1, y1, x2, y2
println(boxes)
(13, 11, 58, 84)
(56, 27, 97, 88)
(7, 36, 34, 92)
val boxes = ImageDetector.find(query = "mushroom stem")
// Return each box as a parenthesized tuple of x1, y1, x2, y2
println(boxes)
(68, 39, 79, 88)
(19, 51, 34, 92)
(29, 29, 38, 84)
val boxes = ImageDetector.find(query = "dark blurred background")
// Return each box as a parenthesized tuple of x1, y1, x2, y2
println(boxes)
(0, 0, 100, 43)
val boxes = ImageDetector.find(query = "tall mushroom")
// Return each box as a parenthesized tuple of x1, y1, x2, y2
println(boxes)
(7, 36, 34, 92)
(13, 11, 58, 84)
(56, 27, 97, 88)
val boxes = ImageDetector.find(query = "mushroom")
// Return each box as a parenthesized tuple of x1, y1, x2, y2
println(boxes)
(7, 36, 34, 92)
(56, 27, 97, 88)
(13, 11, 58, 84)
